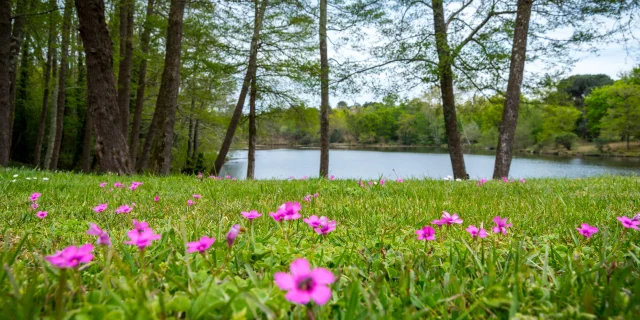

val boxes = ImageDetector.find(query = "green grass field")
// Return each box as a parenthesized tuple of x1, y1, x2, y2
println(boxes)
(1, 169, 639, 319)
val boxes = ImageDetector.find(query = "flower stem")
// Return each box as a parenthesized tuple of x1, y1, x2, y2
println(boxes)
(54, 269, 67, 320)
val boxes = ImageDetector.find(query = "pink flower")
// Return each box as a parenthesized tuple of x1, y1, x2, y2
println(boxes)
(99, 182, 107, 188)
(397, 178, 403, 183)
(45, 244, 94, 268)
(466, 225, 487, 238)
(114, 182, 124, 188)
(186, 236, 216, 253)
(125, 228, 161, 250)
(303, 215, 321, 228)
(115, 204, 133, 214)
(231, 178, 236, 181)
(519, 178, 526, 183)
(633, 212, 640, 221)
(274, 258, 335, 305)
(93, 203, 108, 213)
(313, 193, 319, 198)
(270, 211, 285, 222)
(129, 181, 143, 191)
(277, 202, 302, 220)
(187, 199, 195, 206)
(314, 217, 336, 236)
(576, 224, 598, 238)
(29, 192, 42, 202)
(416, 226, 436, 241)
(226, 224, 242, 247)
(617, 216, 640, 230)
(477, 178, 487, 186)
(36, 211, 48, 219)
(242, 210, 262, 220)
(380, 179, 385, 186)
(192, 194, 202, 199)
(304, 195, 312, 202)
(225, 175, 231, 179)
(132, 219, 149, 232)
(87, 223, 111, 246)
(368, 181, 374, 186)
(301, 176, 308, 180)
(30, 203, 39, 210)
(197, 172, 203, 179)
(329, 175, 335, 180)
(492, 216, 513, 234)
(502, 177, 509, 183)
(289, 176, 295, 180)
(154, 195, 160, 202)
(432, 211, 463, 226)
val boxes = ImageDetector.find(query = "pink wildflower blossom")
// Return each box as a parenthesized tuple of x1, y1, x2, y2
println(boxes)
(466, 225, 487, 238)
(274, 258, 335, 305)
(129, 181, 143, 191)
(36, 211, 48, 219)
(192, 194, 202, 199)
(29, 192, 42, 202)
(226, 224, 242, 247)
(314, 217, 336, 235)
(93, 203, 108, 213)
(617, 216, 640, 230)
(99, 182, 107, 188)
(187, 199, 195, 206)
(46, 244, 94, 268)
(114, 182, 124, 188)
(416, 226, 436, 241)
(304, 215, 321, 228)
(132, 219, 149, 232)
(154, 195, 160, 202)
(492, 216, 513, 234)
(242, 210, 262, 220)
(576, 224, 598, 238)
(186, 236, 216, 254)
(115, 204, 133, 214)
(87, 223, 111, 246)
(432, 211, 463, 226)
(30, 203, 39, 210)
(277, 202, 302, 220)
(270, 211, 285, 222)
(125, 228, 161, 249)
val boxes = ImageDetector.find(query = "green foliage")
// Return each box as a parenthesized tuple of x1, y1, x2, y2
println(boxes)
(598, 83, 640, 146)
(537, 105, 582, 147)
(1, 169, 640, 318)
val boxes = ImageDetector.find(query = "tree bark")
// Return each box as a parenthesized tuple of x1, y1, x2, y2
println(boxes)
(117, 0, 134, 139)
(137, 108, 158, 172)
(247, 73, 257, 179)
(129, 0, 155, 166)
(7, 0, 28, 152)
(34, 1, 57, 167)
(44, 54, 58, 169)
(152, 0, 186, 175)
(193, 116, 199, 158)
(75, 0, 133, 174)
(0, 0, 11, 167)
(187, 96, 194, 160)
(50, 0, 74, 170)
(318, 0, 329, 177)
(212, 0, 268, 174)
(431, 0, 468, 179)
(492, 0, 533, 179)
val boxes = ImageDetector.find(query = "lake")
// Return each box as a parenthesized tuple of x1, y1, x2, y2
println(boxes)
(219, 148, 640, 180)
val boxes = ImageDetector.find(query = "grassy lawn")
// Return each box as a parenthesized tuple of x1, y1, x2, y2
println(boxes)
(1, 169, 639, 319)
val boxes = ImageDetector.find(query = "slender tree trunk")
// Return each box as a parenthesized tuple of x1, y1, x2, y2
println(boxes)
(431, 0, 468, 179)
(50, 0, 74, 170)
(44, 55, 58, 169)
(7, 0, 28, 152)
(0, 0, 11, 167)
(319, 0, 329, 177)
(75, 0, 133, 174)
(34, 3, 57, 166)
(130, 0, 155, 166)
(492, 0, 533, 179)
(153, 0, 186, 175)
(247, 73, 257, 179)
(137, 109, 158, 172)
(187, 96, 194, 160)
(193, 117, 199, 158)
(117, 0, 134, 139)
(212, 0, 268, 174)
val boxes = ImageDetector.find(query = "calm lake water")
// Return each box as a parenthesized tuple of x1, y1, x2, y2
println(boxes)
(219, 148, 640, 180)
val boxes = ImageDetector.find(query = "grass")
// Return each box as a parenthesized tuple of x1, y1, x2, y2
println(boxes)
(1, 169, 640, 319)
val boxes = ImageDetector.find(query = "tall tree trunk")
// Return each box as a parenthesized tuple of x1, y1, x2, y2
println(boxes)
(137, 109, 158, 172)
(130, 0, 155, 166)
(319, 0, 329, 177)
(492, 0, 533, 179)
(117, 0, 134, 139)
(212, 0, 268, 174)
(76, 0, 133, 174)
(431, 0, 468, 179)
(44, 54, 59, 169)
(50, 0, 74, 170)
(34, 2, 57, 166)
(153, 0, 186, 175)
(0, 0, 11, 167)
(247, 73, 257, 179)
(7, 0, 28, 153)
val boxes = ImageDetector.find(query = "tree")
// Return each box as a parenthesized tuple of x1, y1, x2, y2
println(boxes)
(7, 0, 29, 152)
(117, 0, 134, 139)
(49, 0, 74, 170)
(537, 105, 581, 147)
(247, 73, 257, 179)
(318, 0, 329, 177)
(558, 74, 613, 138)
(0, 0, 12, 167)
(129, 0, 155, 166)
(598, 83, 640, 150)
(492, 0, 533, 179)
(212, 0, 269, 174)
(75, 0, 133, 174)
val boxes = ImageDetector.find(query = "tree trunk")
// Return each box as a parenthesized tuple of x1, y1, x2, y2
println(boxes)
(7, 0, 28, 152)
(117, 0, 134, 139)
(193, 117, 199, 158)
(0, 0, 11, 167)
(129, 0, 155, 166)
(431, 0, 468, 179)
(187, 96, 194, 160)
(34, 2, 57, 167)
(44, 55, 58, 169)
(247, 73, 257, 179)
(75, 0, 133, 174)
(137, 108, 158, 172)
(153, 0, 186, 175)
(318, 0, 329, 177)
(212, 0, 268, 174)
(492, 0, 533, 179)
(50, 0, 74, 170)
(81, 101, 93, 172)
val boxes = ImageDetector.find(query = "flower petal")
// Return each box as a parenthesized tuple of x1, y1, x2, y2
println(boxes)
(285, 289, 311, 305)
(310, 268, 335, 285)
(290, 258, 310, 277)
(311, 285, 332, 305)
(274, 272, 294, 290)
